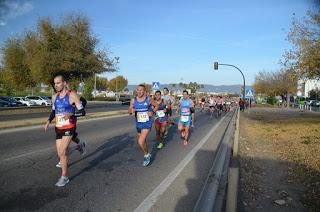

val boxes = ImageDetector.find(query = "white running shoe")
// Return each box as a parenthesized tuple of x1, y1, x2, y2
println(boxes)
(55, 176, 69, 187)
(56, 161, 61, 168)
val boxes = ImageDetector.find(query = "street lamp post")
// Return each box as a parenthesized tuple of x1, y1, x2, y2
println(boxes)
(116, 79, 119, 101)
(94, 73, 97, 97)
(213, 62, 246, 100)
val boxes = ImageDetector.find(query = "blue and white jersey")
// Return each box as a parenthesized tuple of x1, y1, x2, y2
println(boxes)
(133, 96, 153, 126)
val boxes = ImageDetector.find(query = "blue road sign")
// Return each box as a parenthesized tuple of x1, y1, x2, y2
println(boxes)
(152, 82, 160, 90)
(245, 89, 254, 98)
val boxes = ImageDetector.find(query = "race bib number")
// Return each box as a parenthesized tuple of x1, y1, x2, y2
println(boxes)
(137, 112, 149, 123)
(180, 115, 189, 122)
(56, 114, 70, 127)
(181, 108, 189, 113)
(156, 110, 165, 118)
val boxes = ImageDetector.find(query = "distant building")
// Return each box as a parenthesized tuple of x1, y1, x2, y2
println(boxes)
(297, 79, 320, 97)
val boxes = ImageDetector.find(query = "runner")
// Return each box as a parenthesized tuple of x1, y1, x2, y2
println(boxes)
(47, 82, 87, 168)
(44, 73, 86, 187)
(153, 90, 169, 149)
(163, 87, 175, 121)
(200, 96, 206, 112)
(55, 93, 87, 168)
(128, 84, 158, 166)
(162, 87, 175, 137)
(208, 95, 216, 117)
(190, 96, 196, 127)
(176, 90, 195, 145)
(216, 95, 224, 116)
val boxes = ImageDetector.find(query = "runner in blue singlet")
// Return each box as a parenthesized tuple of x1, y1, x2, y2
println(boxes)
(176, 90, 195, 145)
(128, 84, 158, 166)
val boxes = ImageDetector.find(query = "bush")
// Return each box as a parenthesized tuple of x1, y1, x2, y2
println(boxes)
(267, 96, 277, 105)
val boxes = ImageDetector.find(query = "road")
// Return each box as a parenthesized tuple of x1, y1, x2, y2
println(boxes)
(0, 103, 128, 121)
(0, 110, 233, 212)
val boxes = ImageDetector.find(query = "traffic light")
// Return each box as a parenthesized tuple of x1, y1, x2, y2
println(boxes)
(214, 62, 218, 70)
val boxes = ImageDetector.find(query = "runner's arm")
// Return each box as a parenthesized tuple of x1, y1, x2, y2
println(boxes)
(44, 94, 57, 131)
(190, 100, 195, 109)
(128, 99, 135, 115)
(169, 96, 175, 107)
(48, 110, 55, 122)
(176, 101, 181, 114)
(70, 91, 85, 117)
(163, 100, 169, 112)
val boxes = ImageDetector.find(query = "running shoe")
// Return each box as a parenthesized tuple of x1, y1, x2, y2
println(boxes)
(143, 153, 151, 166)
(78, 141, 87, 156)
(157, 142, 164, 150)
(55, 176, 69, 187)
(56, 161, 61, 168)
(183, 140, 188, 146)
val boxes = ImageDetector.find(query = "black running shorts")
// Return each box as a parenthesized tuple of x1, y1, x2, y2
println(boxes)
(55, 127, 76, 140)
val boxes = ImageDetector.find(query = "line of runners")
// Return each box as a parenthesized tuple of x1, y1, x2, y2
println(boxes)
(43, 75, 234, 187)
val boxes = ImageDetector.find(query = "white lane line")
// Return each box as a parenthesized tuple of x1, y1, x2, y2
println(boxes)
(134, 115, 228, 212)
(0, 146, 55, 163)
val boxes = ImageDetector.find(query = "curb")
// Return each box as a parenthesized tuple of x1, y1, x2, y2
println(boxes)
(226, 108, 240, 212)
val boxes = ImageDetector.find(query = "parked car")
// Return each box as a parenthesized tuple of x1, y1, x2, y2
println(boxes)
(0, 99, 11, 107)
(0, 96, 23, 107)
(25, 96, 52, 106)
(119, 95, 132, 105)
(41, 96, 52, 100)
(310, 100, 320, 107)
(13, 97, 37, 107)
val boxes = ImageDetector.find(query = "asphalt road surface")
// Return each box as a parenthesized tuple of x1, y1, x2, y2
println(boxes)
(0, 103, 128, 121)
(0, 110, 232, 212)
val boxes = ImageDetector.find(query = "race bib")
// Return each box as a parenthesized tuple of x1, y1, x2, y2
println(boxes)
(156, 110, 165, 118)
(181, 108, 189, 113)
(56, 114, 70, 127)
(137, 112, 149, 123)
(180, 115, 189, 122)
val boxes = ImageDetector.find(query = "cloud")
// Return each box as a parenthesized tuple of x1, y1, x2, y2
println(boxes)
(0, 0, 33, 27)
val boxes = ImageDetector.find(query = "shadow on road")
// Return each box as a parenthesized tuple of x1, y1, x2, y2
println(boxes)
(70, 133, 135, 181)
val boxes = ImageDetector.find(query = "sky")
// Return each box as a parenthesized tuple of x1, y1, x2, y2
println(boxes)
(0, 0, 315, 86)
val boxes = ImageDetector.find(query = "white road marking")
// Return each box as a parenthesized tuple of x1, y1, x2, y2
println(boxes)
(134, 115, 228, 212)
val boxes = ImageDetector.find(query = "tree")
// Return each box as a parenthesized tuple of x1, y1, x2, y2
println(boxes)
(309, 88, 320, 99)
(285, 9, 320, 79)
(179, 82, 188, 90)
(83, 76, 94, 100)
(96, 76, 108, 90)
(187, 82, 201, 93)
(108, 75, 128, 92)
(1, 13, 117, 90)
(253, 69, 297, 107)
(138, 83, 152, 94)
(1, 38, 35, 90)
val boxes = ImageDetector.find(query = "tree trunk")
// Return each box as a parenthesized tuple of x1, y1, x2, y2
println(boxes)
(286, 92, 290, 108)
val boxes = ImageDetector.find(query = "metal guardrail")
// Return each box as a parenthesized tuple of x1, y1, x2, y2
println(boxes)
(193, 107, 237, 212)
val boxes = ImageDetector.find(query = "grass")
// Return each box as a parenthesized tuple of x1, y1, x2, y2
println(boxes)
(241, 108, 320, 211)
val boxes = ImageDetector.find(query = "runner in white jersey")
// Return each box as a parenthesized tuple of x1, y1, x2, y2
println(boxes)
(208, 95, 216, 116)
(216, 95, 223, 112)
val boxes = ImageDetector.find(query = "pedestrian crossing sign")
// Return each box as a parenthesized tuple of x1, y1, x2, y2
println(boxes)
(152, 82, 160, 90)
(245, 89, 254, 98)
